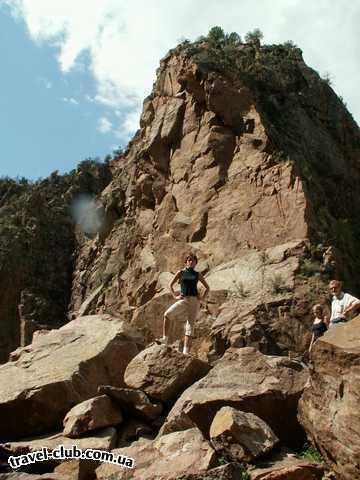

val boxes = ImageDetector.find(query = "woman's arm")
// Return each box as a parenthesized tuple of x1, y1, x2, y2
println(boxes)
(198, 272, 210, 300)
(169, 270, 182, 299)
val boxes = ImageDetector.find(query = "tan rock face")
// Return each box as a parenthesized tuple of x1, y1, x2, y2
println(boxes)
(68, 50, 317, 346)
(63, 395, 123, 438)
(0, 315, 142, 440)
(161, 347, 308, 446)
(65, 44, 360, 367)
(95, 427, 217, 480)
(298, 316, 360, 480)
(210, 407, 278, 462)
(124, 344, 211, 403)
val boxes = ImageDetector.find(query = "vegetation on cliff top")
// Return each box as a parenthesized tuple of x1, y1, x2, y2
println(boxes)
(168, 27, 305, 95)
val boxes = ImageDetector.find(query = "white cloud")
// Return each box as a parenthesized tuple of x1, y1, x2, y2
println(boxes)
(5, 0, 360, 137)
(63, 96, 79, 105)
(122, 108, 141, 135)
(97, 116, 112, 134)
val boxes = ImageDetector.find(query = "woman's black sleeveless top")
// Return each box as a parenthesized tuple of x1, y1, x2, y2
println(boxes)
(180, 268, 199, 297)
(312, 321, 327, 340)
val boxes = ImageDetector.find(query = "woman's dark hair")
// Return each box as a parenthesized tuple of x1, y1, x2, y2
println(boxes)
(185, 253, 198, 264)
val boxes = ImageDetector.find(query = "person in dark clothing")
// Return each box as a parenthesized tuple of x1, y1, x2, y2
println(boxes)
(309, 304, 328, 352)
(160, 253, 210, 354)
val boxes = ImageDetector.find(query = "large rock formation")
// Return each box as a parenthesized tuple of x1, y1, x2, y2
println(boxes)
(66, 38, 360, 363)
(298, 316, 360, 480)
(0, 315, 142, 439)
(161, 347, 307, 446)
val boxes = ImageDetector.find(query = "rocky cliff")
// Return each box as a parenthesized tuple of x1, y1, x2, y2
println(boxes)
(0, 35, 359, 480)
(68, 39, 360, 361)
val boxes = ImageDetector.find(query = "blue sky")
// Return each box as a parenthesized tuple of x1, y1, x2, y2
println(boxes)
(0, 4, 130, 180)
(1, 1, 359, 181)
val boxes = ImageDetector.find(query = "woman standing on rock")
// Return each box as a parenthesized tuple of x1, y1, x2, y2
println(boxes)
(160, 253, 209, 355)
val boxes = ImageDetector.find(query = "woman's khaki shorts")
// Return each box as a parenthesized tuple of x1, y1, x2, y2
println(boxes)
(164, 296, 200, 336)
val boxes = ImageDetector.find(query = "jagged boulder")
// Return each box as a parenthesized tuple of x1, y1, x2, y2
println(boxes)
(124, 344, 211, 403)
(0, 315, 142, 440)
(95, 427, 217, 480)
(98, 385, 163, 421)
(298, 316, 360, 480)
(210, 407, 279, 462)
(161, 347, 308, 446)
(63, 395, 123, 438)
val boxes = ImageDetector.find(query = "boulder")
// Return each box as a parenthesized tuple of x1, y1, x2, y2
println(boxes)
(161, 347, 308, 446)
(0, 315, 142, 440)
(298, 316, 360, 480)
(63, 395, 123, 438)
(124, 344, 211, 403)
(98, 385, 163, 421)
(210, 407, 278, 462)
(95, 427, 217, 480)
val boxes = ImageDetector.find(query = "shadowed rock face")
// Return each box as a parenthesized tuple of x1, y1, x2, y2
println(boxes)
(298, 316, 360, 480)
(0, 164, 112, 363)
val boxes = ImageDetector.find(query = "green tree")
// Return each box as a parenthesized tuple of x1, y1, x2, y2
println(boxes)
(208, 26, 226, 44)
(226, 31, 242, 46)
(245, 28, 264, 45)
(283, 40, 296, 49)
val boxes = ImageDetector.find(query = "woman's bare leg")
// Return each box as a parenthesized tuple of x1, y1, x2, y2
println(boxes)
(183, 334, 192, 354)
(162, 313, 170, 344)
